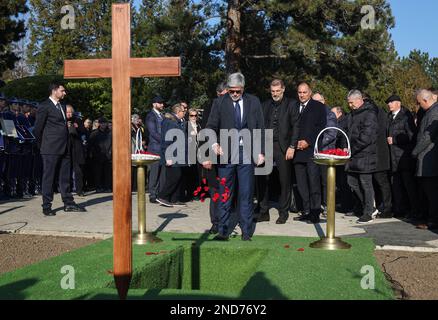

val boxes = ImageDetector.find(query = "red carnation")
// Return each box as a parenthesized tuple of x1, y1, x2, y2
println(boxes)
(212, 193, 220, 202)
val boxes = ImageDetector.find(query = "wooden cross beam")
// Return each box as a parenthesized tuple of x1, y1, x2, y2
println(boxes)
(64, 3, 180, 300)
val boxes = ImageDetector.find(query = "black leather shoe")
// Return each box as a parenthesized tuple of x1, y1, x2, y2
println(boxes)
(64, 204, 87, 212)
(293, 214, 311, 222)
(149, 198, 158, 204)
(257, 213, 270, 222)
(213, 234, 229, 241)
(43, 208, 56, 216)
(241, 235, 252, 241)
(276, 216, 288, 224)
(209, 225, 219, 235)
(306, 215, 321, 224)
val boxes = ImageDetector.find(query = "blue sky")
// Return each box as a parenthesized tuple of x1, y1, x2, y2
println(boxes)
(388, 0, 438, 58)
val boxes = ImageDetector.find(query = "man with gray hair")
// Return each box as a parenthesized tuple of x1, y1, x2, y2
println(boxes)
(206, 72, 265, 241)
(412, 89, 438, 231)
(345, 90, 379, 223)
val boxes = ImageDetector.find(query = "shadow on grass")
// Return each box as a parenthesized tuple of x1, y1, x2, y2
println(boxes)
(0, 278, 38, 299)
(240, 272, 288, 300)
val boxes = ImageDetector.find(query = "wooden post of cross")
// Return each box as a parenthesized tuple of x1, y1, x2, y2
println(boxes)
(63, 3, 180, 299)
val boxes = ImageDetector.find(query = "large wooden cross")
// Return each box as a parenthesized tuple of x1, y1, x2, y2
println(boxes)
(64, 3, 180, 299)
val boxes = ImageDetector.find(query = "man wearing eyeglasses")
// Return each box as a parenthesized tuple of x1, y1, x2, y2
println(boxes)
(206, 72, 265, 241)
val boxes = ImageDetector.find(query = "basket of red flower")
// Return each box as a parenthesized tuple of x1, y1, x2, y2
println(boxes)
(131, 128, 160, 161)
(314, 127, 351, 160)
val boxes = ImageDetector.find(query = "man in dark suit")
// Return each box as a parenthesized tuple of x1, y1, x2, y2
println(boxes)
(385, 95, 419, 220)
(206, 72, 265, 241)
(145, 96, 166, 203)
(257, 79, 299, 224)
(33, 83, 86, 216)
(412, 89, 438, 231)
(292, 83, 327, 224)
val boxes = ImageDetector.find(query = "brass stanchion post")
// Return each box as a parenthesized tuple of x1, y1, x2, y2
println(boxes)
(310, 158, 351, 250)
(133, 159, 162, 244)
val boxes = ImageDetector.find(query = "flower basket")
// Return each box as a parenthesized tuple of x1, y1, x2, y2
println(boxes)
(314, 127, 351, 160)
(131, 128, 160, 161)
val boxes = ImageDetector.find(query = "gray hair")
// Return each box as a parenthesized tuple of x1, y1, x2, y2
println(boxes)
(216, 81, 227, 93)
(347, 89, 363, 100)
(416, 89, 433, 101)
(131, 114, 140, 122)
(172, 103, 184, 114)
(227, 72, 245, 88)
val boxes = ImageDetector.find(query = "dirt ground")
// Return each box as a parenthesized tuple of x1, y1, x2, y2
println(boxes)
(1, 233, 437, 300)
(0, 233, 100, 275)
(374, 250, 438, 300)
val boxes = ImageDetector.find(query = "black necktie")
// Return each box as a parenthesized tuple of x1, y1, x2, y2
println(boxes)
(300, 103, 306, 113)
(234, 101, 241, 129)
(56, 103, 66, 121)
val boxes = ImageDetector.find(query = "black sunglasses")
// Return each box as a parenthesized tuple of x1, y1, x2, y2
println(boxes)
(229, 90, 242, 94)
(189, 114, 197, 117)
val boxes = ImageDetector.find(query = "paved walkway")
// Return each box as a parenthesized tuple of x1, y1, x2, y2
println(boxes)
(0, 192, 437, 250)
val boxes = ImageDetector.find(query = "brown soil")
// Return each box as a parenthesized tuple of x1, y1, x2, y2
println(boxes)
(0, 233, 100, 275)
(374, 250, 438, 300)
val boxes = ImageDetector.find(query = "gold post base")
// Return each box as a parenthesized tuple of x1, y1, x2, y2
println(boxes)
(133, 232, 163, 245)
(310, 237, 351, 250)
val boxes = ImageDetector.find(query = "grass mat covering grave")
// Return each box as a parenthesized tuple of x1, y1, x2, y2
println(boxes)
(0, 232, 394, 299)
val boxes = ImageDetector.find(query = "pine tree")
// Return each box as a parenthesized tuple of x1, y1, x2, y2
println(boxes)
(0, 0, 28, 76)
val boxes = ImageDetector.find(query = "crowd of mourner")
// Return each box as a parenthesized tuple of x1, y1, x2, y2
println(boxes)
(0, 74, 437, 239)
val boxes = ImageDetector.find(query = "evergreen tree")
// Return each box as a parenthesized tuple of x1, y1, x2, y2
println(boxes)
(0, 0, 28, 76)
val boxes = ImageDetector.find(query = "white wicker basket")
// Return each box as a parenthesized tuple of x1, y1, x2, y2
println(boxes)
(131, 128, 160, 161)
(313, 127, 351, 160)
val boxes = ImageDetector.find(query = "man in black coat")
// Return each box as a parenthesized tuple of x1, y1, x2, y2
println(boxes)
(385, 95, 419, 220)
(206, 72, 265, 241)
(345, 90, 378, 223)
(365, 96, 392, 217)
(89, 117, 112, 193)
(292, 83, 327, 224)
(66, 105, 87, 196)
(412, 89, 438, 231)
(257, 79, 299, 224)
(33, 83, 86, 216)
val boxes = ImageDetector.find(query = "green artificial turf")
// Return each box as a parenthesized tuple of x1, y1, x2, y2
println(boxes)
(0, 233, 394, 300)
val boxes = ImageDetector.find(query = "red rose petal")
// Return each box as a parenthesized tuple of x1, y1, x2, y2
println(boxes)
(284, 245, 290, 249)
(297, 248, 305, 252)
